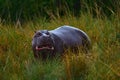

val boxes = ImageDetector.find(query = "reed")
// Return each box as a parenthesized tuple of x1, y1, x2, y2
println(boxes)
(0, 12, 120, 80)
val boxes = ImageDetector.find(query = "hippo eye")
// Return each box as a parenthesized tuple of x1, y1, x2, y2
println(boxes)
(45, 32, 50, 35)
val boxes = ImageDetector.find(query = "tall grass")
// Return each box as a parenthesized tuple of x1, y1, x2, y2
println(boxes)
(0, 0, 119, 22)
(0, 12, 120, 80)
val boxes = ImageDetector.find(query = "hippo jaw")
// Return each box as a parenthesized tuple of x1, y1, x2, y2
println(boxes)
(35, 45, 54, 51)
(34, 45, 55, 59)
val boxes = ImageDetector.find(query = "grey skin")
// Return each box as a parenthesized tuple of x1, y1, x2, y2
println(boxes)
(32, 25, 91, 59)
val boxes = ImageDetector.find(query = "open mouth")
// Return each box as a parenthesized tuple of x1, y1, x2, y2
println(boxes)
(35, 45, 54, 51)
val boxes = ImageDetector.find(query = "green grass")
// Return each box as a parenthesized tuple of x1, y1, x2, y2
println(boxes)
(0, 13, 120, 80)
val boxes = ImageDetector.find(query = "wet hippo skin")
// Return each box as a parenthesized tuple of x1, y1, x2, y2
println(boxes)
(32, 25, 91, 59)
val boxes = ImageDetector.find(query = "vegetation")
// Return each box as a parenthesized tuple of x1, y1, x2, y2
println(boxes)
(0, 0, 119, 22)
(0, 13, 120, 79)
(0, 0, 120, 80)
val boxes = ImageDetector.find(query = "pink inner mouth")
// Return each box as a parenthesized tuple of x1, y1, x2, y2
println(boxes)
(36, 46, 54, 51)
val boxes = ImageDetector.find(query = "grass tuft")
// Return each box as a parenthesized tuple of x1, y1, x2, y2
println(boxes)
(0, 13, 120, 80)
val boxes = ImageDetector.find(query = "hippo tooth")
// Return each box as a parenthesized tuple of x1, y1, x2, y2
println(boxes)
(51, 46, 54, 50)
(36, 46, 38, 50)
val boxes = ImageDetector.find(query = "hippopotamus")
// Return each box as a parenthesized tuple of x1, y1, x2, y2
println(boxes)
(32, 25, 91, 59)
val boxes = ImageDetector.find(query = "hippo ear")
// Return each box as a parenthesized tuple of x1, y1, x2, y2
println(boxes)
(34, 31, 37, 33)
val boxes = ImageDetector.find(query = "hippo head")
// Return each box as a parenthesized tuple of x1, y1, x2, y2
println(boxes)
(32, 30, 55, 59)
